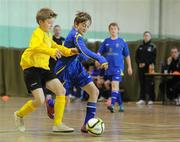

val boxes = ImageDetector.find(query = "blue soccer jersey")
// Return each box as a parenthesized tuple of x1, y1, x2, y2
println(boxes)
(55, 28, 107, 74)
(98, 37, 129, 76)
(54, 28, 107, 90)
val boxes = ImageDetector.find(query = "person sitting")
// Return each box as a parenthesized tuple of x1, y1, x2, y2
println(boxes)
(160, 47, 180, 105)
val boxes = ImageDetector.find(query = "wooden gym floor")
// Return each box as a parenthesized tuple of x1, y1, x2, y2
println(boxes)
(0, 97, 180, 142)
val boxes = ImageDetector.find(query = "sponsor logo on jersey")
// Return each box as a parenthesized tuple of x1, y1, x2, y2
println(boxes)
(147, 47, 152, 52)
(116, 43, 119, 48)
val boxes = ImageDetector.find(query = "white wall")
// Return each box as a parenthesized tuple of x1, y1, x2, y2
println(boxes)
(0, 0, 179, 47)
(0, 0, 160, 33)
(161, 0, 180, 36)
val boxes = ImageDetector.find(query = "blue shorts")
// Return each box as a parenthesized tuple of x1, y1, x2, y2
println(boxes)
(55, 61, 92, 95)
(104, 74, 122, 82)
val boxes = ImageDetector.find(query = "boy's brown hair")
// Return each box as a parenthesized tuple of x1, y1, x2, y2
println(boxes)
(36, 8, 57, 24)
(74, 11, 92, 25)
(108, 22, 120, 31)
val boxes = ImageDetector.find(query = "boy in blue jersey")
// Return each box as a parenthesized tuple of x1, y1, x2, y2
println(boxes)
(46, 12, 108, 132)
(97, 22, 133, 113)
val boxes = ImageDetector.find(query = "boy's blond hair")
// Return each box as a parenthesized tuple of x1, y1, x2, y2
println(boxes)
(74, 11, 92, 25)
(36, 8, 57, 24)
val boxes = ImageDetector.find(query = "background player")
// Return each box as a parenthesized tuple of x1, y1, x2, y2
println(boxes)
(97, 22, 133, 112)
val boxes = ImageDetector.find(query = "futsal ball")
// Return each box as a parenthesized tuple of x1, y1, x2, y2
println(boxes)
(86, 118, 105, 136)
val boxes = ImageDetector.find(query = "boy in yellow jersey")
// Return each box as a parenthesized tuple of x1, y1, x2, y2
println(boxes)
(14, 8, 78, 133)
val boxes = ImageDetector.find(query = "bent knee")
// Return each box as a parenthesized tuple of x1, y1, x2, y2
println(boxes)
(60, 88, 66, 95)
(55, 87, 66, 95)
(93, 87, 99, 96)
(52, 81, 66, 95)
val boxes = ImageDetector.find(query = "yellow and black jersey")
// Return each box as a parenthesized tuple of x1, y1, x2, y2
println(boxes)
(20, 27, 71, 70)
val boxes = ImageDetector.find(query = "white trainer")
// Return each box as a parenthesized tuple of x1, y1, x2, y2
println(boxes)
(178, 95, 180, 106)
(148, 101, 154, 105)
(52, 123, 74, 133)
(175, 97, 180, 106)
(98, 96, 105, 102)
(14, 111, 25, 132)
(136, 100, 145, 105)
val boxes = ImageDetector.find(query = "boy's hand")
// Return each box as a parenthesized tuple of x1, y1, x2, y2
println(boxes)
(167, 56, 172, 65)
(128, 66, 133, 76)
(56, 50, 62, 58)
(100, 62, 108, 70)
(95, 61, 108, 70)
(53, 49, 62, 60)
(95, 61, 100, 67)
(139, 63, 145, 68)
(70, 48, 79, 55)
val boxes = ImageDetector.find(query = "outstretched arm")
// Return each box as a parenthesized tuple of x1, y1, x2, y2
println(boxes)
(74, 34, 108, 66)
(52, 40, 79, 57)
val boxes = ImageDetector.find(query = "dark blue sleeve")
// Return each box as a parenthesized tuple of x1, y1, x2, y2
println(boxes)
(78, 53, 89, 62)
(99, 69, 105, 76)
(98, 40, 106, 54)
(122, 40, 130, 57)
(74, 34, 107, 64)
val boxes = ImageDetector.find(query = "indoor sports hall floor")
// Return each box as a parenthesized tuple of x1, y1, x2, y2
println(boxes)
(0, 97, 180, 142)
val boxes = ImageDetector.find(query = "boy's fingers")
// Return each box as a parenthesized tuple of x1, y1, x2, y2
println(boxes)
(56, 50, 62, 58)
(71, 48, 79, 54)
(52, 57, 57, 61)
(100, 63, 108, 70)
(104, 64, 108, 70)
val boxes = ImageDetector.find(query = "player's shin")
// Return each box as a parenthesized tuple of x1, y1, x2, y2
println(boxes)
(84, 102, 97, 125)
(54, 95, 65, 126)
(16, 100, 37, 117)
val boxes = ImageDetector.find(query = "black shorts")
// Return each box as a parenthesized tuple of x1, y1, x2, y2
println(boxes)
(23, 67, 57, 92)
